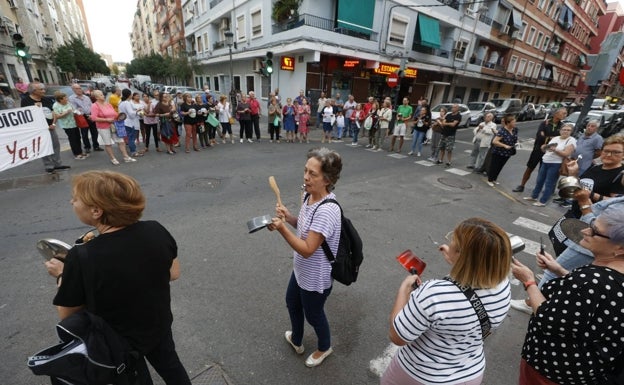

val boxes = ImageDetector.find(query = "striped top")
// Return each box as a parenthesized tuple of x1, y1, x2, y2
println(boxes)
(293, 193, 341, 293)
(393, 278, 511, 384)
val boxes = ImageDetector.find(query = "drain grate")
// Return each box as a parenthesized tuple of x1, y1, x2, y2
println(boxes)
(437, 177, 473, 190)
(190, 364, 234, 385)
(184, 178, 222, 192)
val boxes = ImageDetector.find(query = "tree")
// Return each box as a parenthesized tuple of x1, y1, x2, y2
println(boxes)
(53, 36, 109, 78)
(110, 63, 120, 76)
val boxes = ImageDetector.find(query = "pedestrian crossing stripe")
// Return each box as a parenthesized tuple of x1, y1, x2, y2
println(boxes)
(388, 153, 408, 159)
(415, 160, 435, 166)
(512, 217, 551, 234)
(445, 168, 471, 176)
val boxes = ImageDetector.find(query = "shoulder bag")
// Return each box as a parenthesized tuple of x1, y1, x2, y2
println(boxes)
(444, 277, 491, 340)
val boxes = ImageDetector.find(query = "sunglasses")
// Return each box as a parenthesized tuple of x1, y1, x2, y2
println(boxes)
(589, 218, 610, 239)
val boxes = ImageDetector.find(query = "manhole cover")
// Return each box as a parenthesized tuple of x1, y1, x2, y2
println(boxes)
(184, 177, 222, 192)
(190, 364, 234, 385)
(437, 177, 472, 190)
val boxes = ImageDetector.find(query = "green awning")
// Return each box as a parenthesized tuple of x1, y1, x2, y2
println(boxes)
(417, 13, 441, 49)
(337, 0, 375, 35)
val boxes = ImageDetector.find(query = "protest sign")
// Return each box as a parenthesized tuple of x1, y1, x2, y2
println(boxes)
(0, 106, 53, 172)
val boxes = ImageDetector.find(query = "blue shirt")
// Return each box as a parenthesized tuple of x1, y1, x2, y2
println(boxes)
(573, 132, 603, 175)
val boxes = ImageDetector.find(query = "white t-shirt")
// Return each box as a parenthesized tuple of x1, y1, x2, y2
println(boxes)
(394, 278, 511, 384)
(542, 135, 577, 164)
(322, 106, 333, 123)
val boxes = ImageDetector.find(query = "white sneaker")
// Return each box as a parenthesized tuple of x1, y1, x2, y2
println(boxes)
(510, 299, 533, 315)
(240, 138, 244, 143)
(408, 151, 414, 155)
(486, 181, 495, 187)
(417, 152, 421, 156)
(248, 139, 253, 143)
(123, 157, 137, 163)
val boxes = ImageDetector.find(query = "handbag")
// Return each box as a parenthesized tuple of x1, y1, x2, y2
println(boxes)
(229, 116, 236, 125)
(28, 246, 139, 385)
(206, 113, 220, 128)
(159, 118, 173, 139)
(74, 114, 89, 129)
(111, 123, 126, 138)
(273, 115, 280, 126)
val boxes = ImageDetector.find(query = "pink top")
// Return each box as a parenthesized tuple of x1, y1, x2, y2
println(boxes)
(91, 102, 117, 129)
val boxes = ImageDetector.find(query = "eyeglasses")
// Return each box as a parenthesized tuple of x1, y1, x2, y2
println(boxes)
(602, 149, 624, 156)
(444, 231, 454, 242)
(589, 218, 610, 239)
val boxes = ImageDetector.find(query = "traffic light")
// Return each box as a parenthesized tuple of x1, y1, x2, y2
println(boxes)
(12, 33, 28, 58)
(262, 51, 273, 76)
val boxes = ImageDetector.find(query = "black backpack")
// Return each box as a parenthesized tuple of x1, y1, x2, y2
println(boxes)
(309, 196, 364, 285)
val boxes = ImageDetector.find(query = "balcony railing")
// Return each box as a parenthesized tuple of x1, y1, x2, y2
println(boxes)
(213, 40, 225, 50)
(436, 0, 460, 10)
(272, 13, 378, 42)
(479, 14, 492, 26)
(209, 0, 224, 9)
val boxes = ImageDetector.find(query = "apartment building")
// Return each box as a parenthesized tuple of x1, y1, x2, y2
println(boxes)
(131, 0, 162, 58)
(0, 0, 91, 89)
(177, 0, 610, 108)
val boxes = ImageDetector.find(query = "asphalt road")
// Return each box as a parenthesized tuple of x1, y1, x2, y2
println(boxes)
(0, 118, 567, 385)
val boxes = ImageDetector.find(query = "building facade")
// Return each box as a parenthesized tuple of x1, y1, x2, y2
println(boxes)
(0, 0, 92, 90)
(131, 0, 163, 58)
(175, 0, 616, 112)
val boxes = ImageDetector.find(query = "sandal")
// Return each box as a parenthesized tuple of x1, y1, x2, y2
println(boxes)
(110, 158, 120, 165)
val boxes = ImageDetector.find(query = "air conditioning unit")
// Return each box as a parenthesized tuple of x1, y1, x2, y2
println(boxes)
(501, 25, 510, 34)
(512, 31, 521, 39)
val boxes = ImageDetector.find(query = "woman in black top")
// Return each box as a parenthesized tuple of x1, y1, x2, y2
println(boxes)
(180, 93, 199, 152)
(487, 114, 518, 186)
(408, 105, 431, 156)
(237, 94, 253, 143)
(45, 171, 191, 385)
(194, 94, 209, 148)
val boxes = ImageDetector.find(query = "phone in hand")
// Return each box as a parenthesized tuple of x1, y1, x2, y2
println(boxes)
(539, 236, 545, 255)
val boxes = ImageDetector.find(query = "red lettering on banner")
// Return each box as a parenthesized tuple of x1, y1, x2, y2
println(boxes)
(5, 135, 42, 164)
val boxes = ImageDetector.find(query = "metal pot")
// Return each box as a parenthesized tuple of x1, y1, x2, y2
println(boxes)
(557, 176, 582, 198)
(247, 214, 272, 233)
(508, 235, 525, 255)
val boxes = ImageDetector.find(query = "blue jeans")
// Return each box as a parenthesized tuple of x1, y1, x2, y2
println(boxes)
(336, 125, 344, 139)
(352, 126, 360, 143)
(126, 126, 137, 153)
(531, 162, 560, 204)
(285, 272, 332, 351)
(411, 130, 426, 153)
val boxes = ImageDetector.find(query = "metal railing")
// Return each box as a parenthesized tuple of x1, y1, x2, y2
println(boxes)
(272, 13, 378, 42)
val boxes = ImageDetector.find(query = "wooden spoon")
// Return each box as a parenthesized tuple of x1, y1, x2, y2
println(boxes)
(268, 176, 283, 207)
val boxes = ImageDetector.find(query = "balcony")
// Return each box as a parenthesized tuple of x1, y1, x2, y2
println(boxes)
(213, 40, 225, 50)
(210, 0, 224, 8)
(436, 0, 459, 11)
(479, 14, 492, 26)
(272, 13, 378, 42)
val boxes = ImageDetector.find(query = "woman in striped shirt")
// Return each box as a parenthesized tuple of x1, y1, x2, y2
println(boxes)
(382, 218, 512, 385)
(268, 147, 343, 368)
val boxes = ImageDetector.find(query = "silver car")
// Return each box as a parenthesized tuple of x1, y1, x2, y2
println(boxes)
(430, 103, 472, 127)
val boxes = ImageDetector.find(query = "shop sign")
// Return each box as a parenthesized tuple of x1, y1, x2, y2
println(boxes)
(374, 63, 418, 78)
(343, 59, 360, 68)
(281, 56, 295, 71)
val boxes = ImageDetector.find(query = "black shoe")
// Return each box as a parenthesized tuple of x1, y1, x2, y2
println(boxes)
(552, 197, 566, 204)
(512, 185, 524, 192)
(84, 148, 92, 153)
(45, 168, 55, 174)
(93, 147, 104, 151)
(435, 160, 443, 164)
(466, 165, 474, 169)
(559, 202, 572, 208)
(54, 165, 71, 170)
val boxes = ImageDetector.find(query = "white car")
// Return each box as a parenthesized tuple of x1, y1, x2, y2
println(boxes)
(430, 103, 471, 127)
(467, 102, 496, 125)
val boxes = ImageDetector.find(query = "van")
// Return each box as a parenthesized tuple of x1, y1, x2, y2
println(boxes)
(490, 98, 522, 122)
(590, 98, 607, 110)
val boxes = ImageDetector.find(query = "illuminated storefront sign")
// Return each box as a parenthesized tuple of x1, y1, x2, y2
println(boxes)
(343, 59, 361, 68)
(374, 63, 418, 78)
(281, 56, 295, 71)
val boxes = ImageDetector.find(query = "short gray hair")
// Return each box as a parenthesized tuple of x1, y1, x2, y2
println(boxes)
(600, 203, 624, 245)
(587, 119, 600, 128)
(307, 147, 342, 191)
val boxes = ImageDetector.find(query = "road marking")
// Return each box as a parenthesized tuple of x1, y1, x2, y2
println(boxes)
(512, 217, 551, 234)
(388, 153, 408, 159)
(369, 344, 399, 377)
(415, 160, 435, 166)
(507, 233, 541, 256)
(445, 168, 471, 176)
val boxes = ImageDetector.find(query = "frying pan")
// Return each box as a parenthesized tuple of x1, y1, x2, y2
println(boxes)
(247, 214, 272, 233)
(36, 239, 71, 261)
(560, 218, 590, 244)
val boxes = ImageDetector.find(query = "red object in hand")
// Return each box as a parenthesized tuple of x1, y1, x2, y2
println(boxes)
(396, 250, 427, 275)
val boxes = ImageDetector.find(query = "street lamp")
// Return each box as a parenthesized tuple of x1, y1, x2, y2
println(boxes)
(224, 30, 236, 111)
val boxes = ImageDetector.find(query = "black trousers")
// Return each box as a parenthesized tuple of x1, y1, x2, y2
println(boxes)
(239, 120, 252, 139)
(80, 119, 100, 150)
(63, 127, 83, 156)
(487, 153, 511, 182)
(135, 329, 191, 385)
(251, 114, 261, 139)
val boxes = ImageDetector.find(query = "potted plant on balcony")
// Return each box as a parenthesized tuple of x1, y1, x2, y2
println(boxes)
(272, 0, 301, 25)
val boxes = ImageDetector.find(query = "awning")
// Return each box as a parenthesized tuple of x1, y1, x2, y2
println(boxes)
(337, 0, 375, 34)
(510, 9, 522, 30)
(416, 13, 441, 49)
(499, 0, 513, 10)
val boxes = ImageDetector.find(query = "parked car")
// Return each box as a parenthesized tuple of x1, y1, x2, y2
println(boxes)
(490, 98, 522, 122)
(517, 103, 536, 121)
(148, 83, 162, 96)
(563, 111, 604, 131)
(430, 103, 471, 127)
(590, 98, 608, 110)
(467, 101, 496, 125)
(175, 86, 199, 94)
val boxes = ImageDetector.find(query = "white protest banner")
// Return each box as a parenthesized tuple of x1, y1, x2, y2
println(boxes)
(0, 106, 53, 172)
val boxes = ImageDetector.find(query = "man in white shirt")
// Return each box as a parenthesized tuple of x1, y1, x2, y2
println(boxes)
(343, 95, 357, 138)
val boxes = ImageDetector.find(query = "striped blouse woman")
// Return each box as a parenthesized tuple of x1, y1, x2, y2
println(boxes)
(382, 218, 512, 385)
